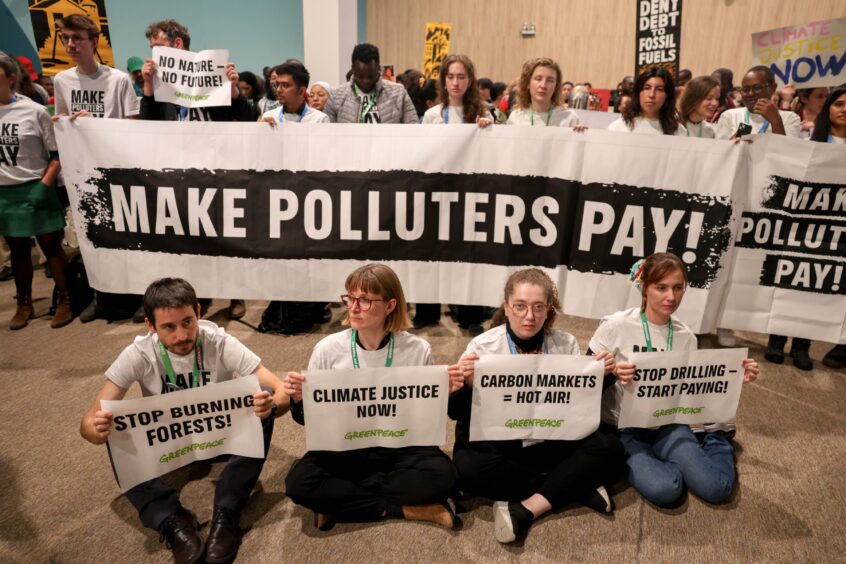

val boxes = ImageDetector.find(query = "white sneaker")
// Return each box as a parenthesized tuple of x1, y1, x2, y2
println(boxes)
(717, 328, 737, 347)
(493, 501, 517, 543)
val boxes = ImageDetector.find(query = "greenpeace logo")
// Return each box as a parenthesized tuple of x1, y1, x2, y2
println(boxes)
(174, 91, 211, 101)
(159, 438, 225, 463)
(504, 418, 563, 428)
(652, 407, 705, 418)
(344, 428, 408, 440)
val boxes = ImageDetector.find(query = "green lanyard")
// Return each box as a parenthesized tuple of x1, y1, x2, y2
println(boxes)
(530, 107, 552, 126)
(640, 312, 673, 352)
(158, 338, 203, 390)
(350, 330, 394, 368)
(744, 110, 770, 133)
(353, 83, 376, 123)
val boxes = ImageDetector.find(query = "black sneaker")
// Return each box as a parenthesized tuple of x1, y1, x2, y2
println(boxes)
(158, 509, 204, 564)
(205, 505, 241, 564)
(823, 344, 846, 369)
(764, 334, 787, 364)
(790, 338, 813, 371)
(493, 500, 533, 543)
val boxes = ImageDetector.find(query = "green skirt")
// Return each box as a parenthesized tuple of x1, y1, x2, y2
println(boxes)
(0, 178, 66, 237)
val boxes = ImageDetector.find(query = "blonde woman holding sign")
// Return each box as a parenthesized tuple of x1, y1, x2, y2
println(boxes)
(447, 268, 623, 544)
(284, 263, 463, 531)
(588, 252, 758, 507)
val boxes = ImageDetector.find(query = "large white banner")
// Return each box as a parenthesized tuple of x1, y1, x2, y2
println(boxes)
(152, 46, 230, 108)
(617, 348, 747, 429)
(470, 355, 603, 441)
(53, 120, 845, 341)
(302, 366, 449, 451)
(102, 376, 263, 492)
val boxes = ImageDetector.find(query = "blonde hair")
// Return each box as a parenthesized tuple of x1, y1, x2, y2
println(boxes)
(342, 264, 410, 332)
(517, 57, 562, 110)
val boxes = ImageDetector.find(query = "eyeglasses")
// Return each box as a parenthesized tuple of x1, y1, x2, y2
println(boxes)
(59, 33, 92, 45)
(740, 84, 770, 95)
(509, 302, 549, 316)
(341, 294, 383, 311)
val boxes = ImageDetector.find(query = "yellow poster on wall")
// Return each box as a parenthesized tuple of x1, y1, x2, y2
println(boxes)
(423, 22, 451, 80)
(28, 0, 115, 76)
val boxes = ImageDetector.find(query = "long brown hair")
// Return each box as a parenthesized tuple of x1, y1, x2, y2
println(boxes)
(638, 253, 688, 312)
(516, 57, 562, 110)
(490, 268, 561, 334)
(342, 263, 410, 332)
(437, 54, 485, 122)
(622, 66, 679, 134)
(679, 75, 720, 122)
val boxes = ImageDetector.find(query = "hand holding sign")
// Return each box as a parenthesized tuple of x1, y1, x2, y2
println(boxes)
(284, 371, 304, 402)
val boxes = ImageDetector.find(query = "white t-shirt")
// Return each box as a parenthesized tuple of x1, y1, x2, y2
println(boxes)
(308, 328, 432, 370)
(506, 106, 579, 127)
(825, 134, 845, 145)
(421, 103, 491, 124)
(682, 120, 716, 139)
(0, 98, 56, 185)
(588, 307, 697, 426)
(608, 116, 687, 136)
(715, 107, 802, 139)
(106, 320, 261, 397)
(463, 324, 580, 357)
(261, 105, 329, 124)
(53, 64, 140, 118)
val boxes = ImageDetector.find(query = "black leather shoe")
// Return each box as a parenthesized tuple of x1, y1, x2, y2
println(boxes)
(158, 509, 204, 564)
(205, 505, 241, 563)
(764, 334, 787, 364)
(790, 338, 813, 371)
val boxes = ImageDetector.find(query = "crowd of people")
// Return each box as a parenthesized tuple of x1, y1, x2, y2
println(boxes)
(1, 14, 844, 561)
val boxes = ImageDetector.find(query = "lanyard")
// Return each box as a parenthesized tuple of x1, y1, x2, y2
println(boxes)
(689, 120, 703, 138)
(828, 134, 833, 143)
(640, 312, 673, 352)
(278, 104, 309, 123)
(178, 106, 189, 120)
(353, 83, 376, 123)
(530, 107, 552, 126)
(505, 331, 549, 355)
(744, 110, 769, 134)
(444, 106, 464, 124)
(351, 330, 394, 368)
(158, 338, 204, 390)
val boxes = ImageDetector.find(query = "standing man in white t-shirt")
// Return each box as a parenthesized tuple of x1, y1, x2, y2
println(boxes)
(52, 15, 139, 119)
(80, 277, 289, 564)
(715, 65, 801, 139)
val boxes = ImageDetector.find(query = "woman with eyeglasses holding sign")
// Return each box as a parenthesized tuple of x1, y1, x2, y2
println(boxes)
(283, 264, 463, 531)
(608, 66, 686, 135)
(447, 268, 623, 544)
(588, 253, 758, 508)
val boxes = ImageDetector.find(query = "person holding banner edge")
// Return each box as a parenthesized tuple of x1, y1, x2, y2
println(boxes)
(80, 278, 290, 564)
(448, 268, 624, 544)
(589, 253, 758, 508)
(283, 263, 464, 531)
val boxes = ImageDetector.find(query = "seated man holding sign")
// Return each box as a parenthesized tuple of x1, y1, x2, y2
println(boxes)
(589, 253, 758, 507)
(448, 268, 624, 544)
(80, 278, 289, 564)
(283, 264, 463, 530)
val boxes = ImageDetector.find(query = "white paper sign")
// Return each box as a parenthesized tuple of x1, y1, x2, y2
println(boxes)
(302, 366, 449, 451)
(102, 375, 263, 492)
(152, 46, 230, 108)
(470, 355, 604, 441)
(617, 348, 747, 429)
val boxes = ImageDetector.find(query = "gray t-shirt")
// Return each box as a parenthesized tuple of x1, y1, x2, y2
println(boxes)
(0, 98, 56, 185)
(106, 320, 261, 397)
(54, 64, 140, 118)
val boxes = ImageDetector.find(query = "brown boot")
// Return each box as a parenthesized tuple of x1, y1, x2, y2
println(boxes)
(10, 294, 33, 330)
(402, 503, 460, 529)
(51, 290, 73, 328)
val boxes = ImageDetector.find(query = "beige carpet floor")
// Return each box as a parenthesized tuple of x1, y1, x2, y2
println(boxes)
(0, 269, 844, 563)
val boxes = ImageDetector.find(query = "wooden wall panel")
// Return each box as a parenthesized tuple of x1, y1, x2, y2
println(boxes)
(367, 0, 846, 88)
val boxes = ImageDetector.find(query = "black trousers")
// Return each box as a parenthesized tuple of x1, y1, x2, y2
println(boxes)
(124, 415, 274, 530)
(285, 446, 456, 522)
(453, 429, 624, 508)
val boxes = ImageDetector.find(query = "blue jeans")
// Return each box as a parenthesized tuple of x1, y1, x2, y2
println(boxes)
(620, 424, 735, 507)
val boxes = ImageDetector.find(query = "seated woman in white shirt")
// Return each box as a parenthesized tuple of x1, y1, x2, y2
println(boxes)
(678, 75, 720, 138)
(448, 268, 623, 543)
(608, 66, 686, 135)
(506, 57, 585, 130)
(283, 264, 463, 531)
